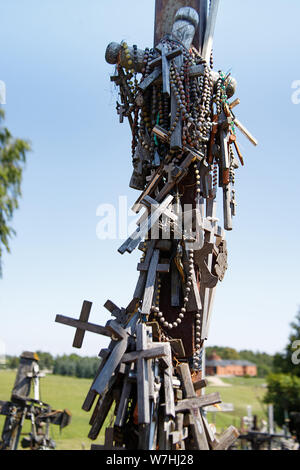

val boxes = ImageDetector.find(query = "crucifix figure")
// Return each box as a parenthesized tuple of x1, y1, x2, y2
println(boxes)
(55, 0, 256, 451)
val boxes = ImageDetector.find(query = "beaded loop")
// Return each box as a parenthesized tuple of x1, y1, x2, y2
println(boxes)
(151, 249, 195, 330)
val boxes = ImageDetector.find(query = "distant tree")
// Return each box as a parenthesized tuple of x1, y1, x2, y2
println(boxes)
(36, 351, 54, 370)
(6, 355, 19, 369)
(264, 373, 300, 426)
(52, 354, 100, 379)
(239, 350, 274, 378)
(273, 310, 300, 377)
(0, 109, 31, 275)
(206, 346, 240, 360)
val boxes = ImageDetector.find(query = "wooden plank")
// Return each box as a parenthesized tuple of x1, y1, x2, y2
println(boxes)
(155, 43, 171, 96)
(91, 339, 128, 397)
(82, 348, 112, 412)
(114, 373, 132, 428)
(202, 415, 218, 448)
(162, 342, 175, 418)
(170, 52, 183, 151)
(138, 67, 162, 92)
(234, 118, 258, 146)
(122, 345, 168, 363)
(88, 392, 115, 440)
(72, 301, 92, 348)
(169, 339, 185, 358)
(223, 184, 233, 231)
(182, 245, 202, 312)
(141, 249, 160, 315)
(200, 199, 218, 340)
(212, 426, 239, 450)
(220, 128, 230, 170)
(198, 0, 208, 53)
(171, 263, 181, 307)
(55, 315, 111, 338)
(171, 413, 188, 447)
(133, 240, 156, 300)
(91, 314, 138, 397)
(105, 320, 128, 340)
(177, 363, 209, 450)
(202, 0, 220, 63)
(136, 324, 150, 425)
(193, 378, 208, 392)
(104, 300, 121, 316)
(175, 393, 221, 412)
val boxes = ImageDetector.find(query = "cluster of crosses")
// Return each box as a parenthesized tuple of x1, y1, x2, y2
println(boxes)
(0, 352, 71, 450)
(56, 0, 256, 450)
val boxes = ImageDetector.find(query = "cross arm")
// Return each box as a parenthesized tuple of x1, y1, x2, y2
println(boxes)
(148, 47, 182, 69)
(55, 315, 111, 338)
(175, 392, 221, 413)
(122, 344, 168, 363)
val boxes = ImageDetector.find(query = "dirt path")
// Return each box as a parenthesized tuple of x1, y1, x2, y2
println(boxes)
(207, 376, 232, 387)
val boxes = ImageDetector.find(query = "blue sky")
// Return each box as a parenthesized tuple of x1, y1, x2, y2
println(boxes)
(0, 0, 299, 357)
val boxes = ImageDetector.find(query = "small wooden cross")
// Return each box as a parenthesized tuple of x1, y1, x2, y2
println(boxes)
(55, 300, 111, 349)
(138, 47, 182, 94)
(155, 43, 172, 96)
(116, 102, 126, 123)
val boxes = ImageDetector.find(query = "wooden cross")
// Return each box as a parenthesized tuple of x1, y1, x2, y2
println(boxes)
(55, 301, 112, 349)
(154, 44, 182, 97)
(118, 194, 175, 255)
(138, 47, 182, 94)
(177, 363, 210, 450)
(55, 299, 132, 350)
(116, 102, 126, 123)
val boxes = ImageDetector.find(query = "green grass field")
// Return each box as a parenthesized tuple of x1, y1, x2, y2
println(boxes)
(206, 377, 268, 432)
(0, 370, 107, 450)
(0, 370, 268, 450)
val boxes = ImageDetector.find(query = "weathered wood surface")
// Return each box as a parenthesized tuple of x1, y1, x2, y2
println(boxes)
(162, 342, 175, 419)
(212, 425, 239, 450)
(202, 0, 220, 63)
(193, 378, 208, 392)
(234, 118, 258, 146)
(72, 301, 92, 348)
(11, 352, 39, 401)
(136, 324, 150, 425)
(175, 393, 221, 412)
(177, 363, 209, 450)
(82, 348, 113, 412)
(141, 249, 160, 315)
(114, 366, 133, 428)
(118, 195, 174, 254)
(154, 0, 205, 50)
(122, 345, 168, 363)
(91, 314, 138, 397)
(133, 240, 156, 301)
(55, 315, 111, 339)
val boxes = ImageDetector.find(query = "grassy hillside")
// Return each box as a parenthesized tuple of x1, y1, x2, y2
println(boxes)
(0, 370, 107, 450)
(206, 377, 268, 432)
(0, 371, 268, 449)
